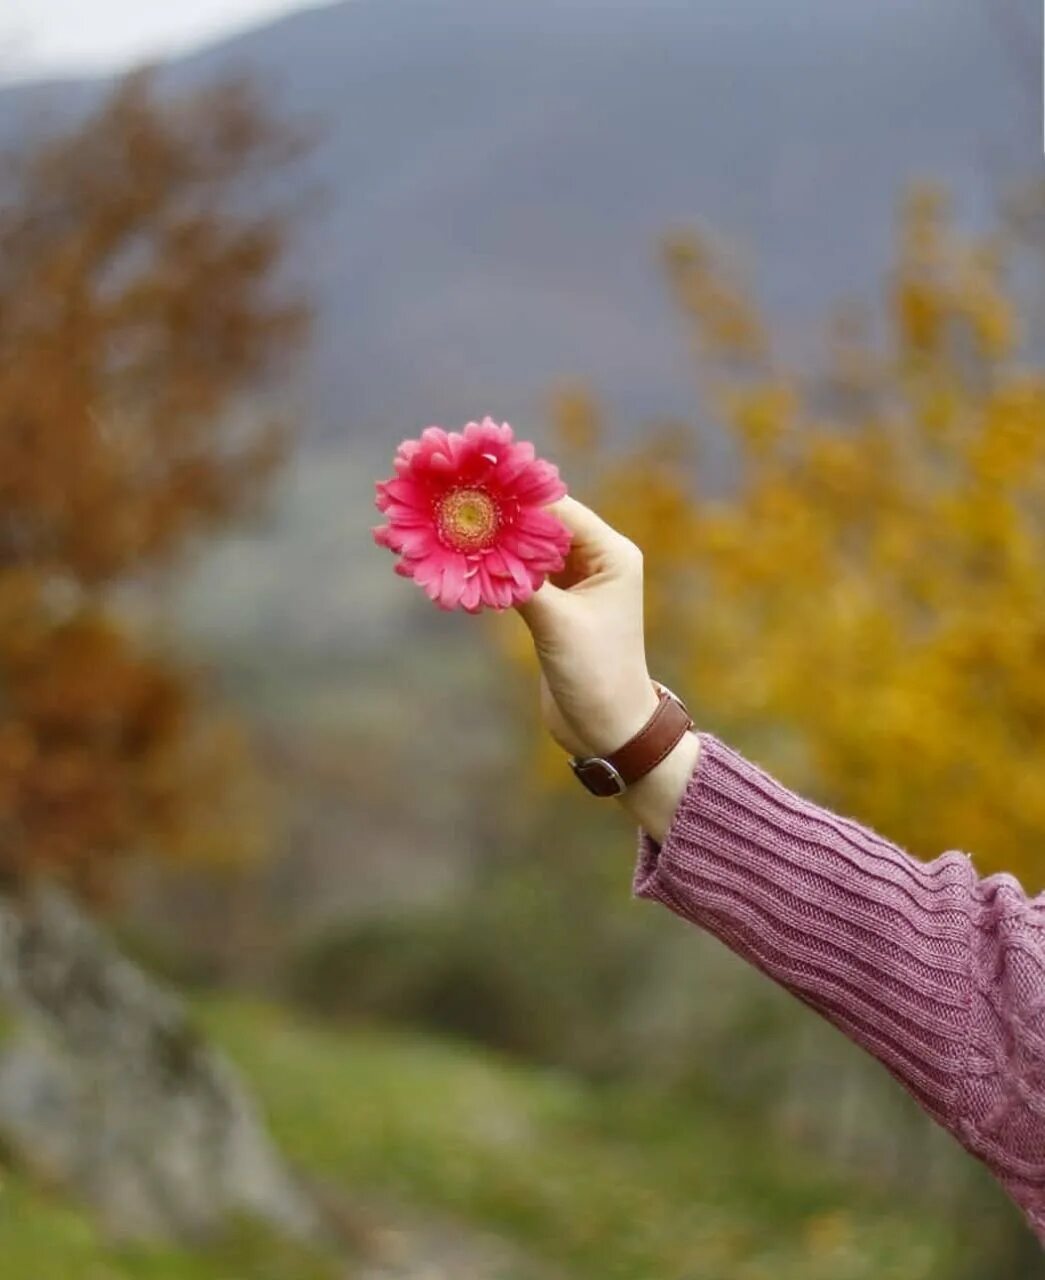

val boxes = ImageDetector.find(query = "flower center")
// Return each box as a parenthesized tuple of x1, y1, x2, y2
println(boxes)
(436, 487, 499, 552)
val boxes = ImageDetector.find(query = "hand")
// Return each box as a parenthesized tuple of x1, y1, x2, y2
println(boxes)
(512, 495, 661, 759)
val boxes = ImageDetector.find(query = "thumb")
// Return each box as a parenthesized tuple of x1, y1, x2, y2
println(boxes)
(513, 577, 564, 635)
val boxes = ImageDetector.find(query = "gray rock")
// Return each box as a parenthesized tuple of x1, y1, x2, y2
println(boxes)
(0, 883, 323, 1244)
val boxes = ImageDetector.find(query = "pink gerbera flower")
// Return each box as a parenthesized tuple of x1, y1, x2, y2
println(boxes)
(372, 418, 572, 612)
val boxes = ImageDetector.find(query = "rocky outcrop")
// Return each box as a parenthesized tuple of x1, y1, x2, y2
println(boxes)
(0, 883, 323, 1243)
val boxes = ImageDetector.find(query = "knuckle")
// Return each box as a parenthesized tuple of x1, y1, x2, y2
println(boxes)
(618, 536, 643, 566)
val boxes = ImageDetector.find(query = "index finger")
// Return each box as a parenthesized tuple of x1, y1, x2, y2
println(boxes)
(543, 494, 633, 576)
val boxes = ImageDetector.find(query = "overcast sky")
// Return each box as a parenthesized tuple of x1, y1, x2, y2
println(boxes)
(1, 0, 318, 83)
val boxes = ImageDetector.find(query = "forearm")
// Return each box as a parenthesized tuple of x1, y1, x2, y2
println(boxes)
(628, 730, 1045, 1244)
(632, 732, 975, 1119)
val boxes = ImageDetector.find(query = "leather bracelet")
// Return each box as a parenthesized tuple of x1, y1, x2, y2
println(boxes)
(568, 679, 694, 797)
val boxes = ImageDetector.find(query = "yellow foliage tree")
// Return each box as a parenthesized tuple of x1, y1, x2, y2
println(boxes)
(502, 185, 1045, 886)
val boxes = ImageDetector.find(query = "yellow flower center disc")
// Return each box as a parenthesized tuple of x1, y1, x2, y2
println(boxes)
(437, 487, 499, 551)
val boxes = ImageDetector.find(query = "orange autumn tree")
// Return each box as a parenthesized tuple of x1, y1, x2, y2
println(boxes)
(0, 71, 310, 895)
(504, 185, 1045, 887)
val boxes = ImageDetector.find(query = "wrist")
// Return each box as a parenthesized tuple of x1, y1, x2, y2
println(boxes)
(566, 676, 695, 802)
(615, 729, 701, 844)
(584, 679, 662, 757)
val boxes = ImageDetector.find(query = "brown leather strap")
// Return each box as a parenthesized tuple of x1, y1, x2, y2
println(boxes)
(570, 682, 695, 797)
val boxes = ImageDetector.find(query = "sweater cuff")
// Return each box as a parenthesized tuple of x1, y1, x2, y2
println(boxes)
(634, 730, 710, 898)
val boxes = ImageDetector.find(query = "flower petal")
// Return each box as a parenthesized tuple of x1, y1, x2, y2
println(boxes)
(480, 560, 514, 608)
(393, 439, 423, 473)
(476, 561, 497, 603)
(511, 577, 536, 607)
(492, 440, 536, 488)
(500, 529, 558, 561)
(515, 506, 569, 541)
(496, 547, 532, 588)
(394, 526, 439, 557)
(510, 460, 566, 504)
(483, 547, 513, 579)
(460, 573, 483, 611)
(382, 503, 431, 527)
(378, 477, 425, 507)
(410, 553, 446, 587)
(436, 553, 469, 609)
(420, 425, 452, 453)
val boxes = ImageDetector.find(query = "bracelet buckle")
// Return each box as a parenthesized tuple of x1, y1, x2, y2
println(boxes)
(568, 754, 628, 797)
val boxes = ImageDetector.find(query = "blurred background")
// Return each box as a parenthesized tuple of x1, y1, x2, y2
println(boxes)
(1, 0, 1044, 1275)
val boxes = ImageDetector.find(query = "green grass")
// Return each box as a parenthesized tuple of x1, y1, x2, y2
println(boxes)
(0, 995, 1006, 1279)
(0, 1176, 336, 1280)
(200, 998, 967, 1280)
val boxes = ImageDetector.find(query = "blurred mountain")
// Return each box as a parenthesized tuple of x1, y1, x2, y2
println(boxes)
(3, 0, 1037, 449)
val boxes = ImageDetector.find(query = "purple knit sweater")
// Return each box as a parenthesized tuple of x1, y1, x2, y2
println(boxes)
(634, 731, 1045, 1245)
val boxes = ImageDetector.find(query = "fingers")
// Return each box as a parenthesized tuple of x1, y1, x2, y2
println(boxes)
(513, 577, 562, 630)
(513, 496, 638, 632)
(543, 495, 632, 573)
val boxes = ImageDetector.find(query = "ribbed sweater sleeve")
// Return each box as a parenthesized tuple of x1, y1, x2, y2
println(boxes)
(633, 731, 1045, 1245)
